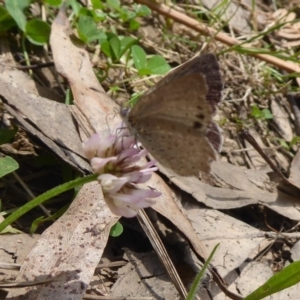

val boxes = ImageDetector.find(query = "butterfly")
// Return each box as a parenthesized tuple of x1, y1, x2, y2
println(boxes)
(121, 53, 223, 176)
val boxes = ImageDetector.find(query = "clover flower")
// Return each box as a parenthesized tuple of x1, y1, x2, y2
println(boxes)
(82, 125, 161, 218)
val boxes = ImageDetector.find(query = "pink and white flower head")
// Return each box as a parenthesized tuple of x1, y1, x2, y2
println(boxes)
(82, 125, 161, 218)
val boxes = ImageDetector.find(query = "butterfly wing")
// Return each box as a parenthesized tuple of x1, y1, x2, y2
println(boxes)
(128, 75, 216, 176)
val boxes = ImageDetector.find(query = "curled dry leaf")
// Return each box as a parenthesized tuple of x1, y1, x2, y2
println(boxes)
(264, 8, 300, 47)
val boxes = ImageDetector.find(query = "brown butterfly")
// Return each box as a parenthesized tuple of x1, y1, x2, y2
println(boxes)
(121, 53, 223, 176)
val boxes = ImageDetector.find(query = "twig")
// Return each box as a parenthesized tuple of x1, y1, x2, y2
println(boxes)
(137, 209, 187, 298)
(287, 93, 300, 136)
(239, 130, 291, 186)
(12, 172, 51, 217)
(16, 62, 55, 70)
(137, 209, 243, 300)
(0, 278, 55, 289)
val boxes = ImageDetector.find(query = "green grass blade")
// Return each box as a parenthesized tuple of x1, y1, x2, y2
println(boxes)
(244, 261, 300, 300)
(0, 174, 98, 233)
(186, 244, 220, 300)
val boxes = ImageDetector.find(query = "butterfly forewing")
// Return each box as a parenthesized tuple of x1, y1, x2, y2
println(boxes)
(129, 74, 211, 131)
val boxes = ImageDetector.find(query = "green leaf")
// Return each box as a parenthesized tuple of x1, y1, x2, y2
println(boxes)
(101, 40, 112, 58)
(290, 136, 300, 147)
(98, 32, 107, 45)
(100, 34, 117, 58)
(251, 105, 273, 120)
(91, 0, 104, 9)
(279, 139, 290, 150)
(0, 156, 19, 179)
(108, 11, 120, 19)
(106, 0, 121, 12)
(137, 68, 152, 76)
(0, 223, 22, 234)
(5, 0, 29, 31)
(120, 37, 137, 57)
(110, 222, 123, 237)
(0, 127, 17, 144)
(43, 0, 62, 6)
(129, 18, 140, 30)
(0, 6, 16, 33)
(106, 32, 118, 40)
(129, 92, 143, 106)
(110, 36, 121, 60)
(131, 45, 146, 70)
(146, 55, 171, 75)
(25, 19, 51, 45)
(261, 108, 273, 119)
(134, 4, 151, 17)
(77, 15, 106, 44)
(244, 261, 300, 300)
(93, 10, 107, 22)
(30, 216, 45, 234)
(78, 7, 93, 17)
(251, 105, 261, 119)
(119, 8, 135, 22)
(65, 0, 82, 16)
(30, 204, 68, 233)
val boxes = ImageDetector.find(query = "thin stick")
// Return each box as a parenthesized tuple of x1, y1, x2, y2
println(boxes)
(137, 209, 187, 298)
(239, 130, 291, 187)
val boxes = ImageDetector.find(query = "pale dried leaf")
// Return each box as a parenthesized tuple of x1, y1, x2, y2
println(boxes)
(283, 40, 300, 48)
(271, 98, 293, 141)
(210, 262, 273, 299)
(111, 249, 180, 299)
(0, 74, 90, 172)
(146, 174, 210, 260)
(234, 262, 273, 298)
(277, 31, 300, 40)
(50, 8, 120, 135)
(288, 149, 300, 189)
(158, 161, 300, 221)
(186, 207, 266, 277)
(0, 38, 62, 102)
(0, 233, 39, 282)
(290, 240, 300, 261)
(244, 128, 268, 169)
